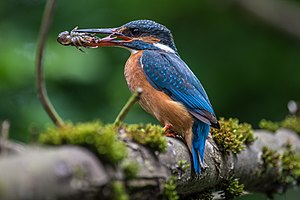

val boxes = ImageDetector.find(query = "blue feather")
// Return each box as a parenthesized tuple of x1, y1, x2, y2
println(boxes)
(140, 50, 217, 173)
(141, 50, 217, 125)
(192, 120, 210, 174)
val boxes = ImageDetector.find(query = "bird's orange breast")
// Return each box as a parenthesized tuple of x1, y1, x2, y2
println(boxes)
(124, 51, 194, 139)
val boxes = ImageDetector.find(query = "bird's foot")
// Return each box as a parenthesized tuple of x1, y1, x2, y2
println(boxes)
(163, 124, 176, 137)
(165, 132, 176, 137)
(163, 124, 171, 132)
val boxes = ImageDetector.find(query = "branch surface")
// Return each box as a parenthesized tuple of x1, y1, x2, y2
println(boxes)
(0, 129, 299, 199)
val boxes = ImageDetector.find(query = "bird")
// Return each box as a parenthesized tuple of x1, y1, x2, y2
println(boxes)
(74, 20, 220, 174)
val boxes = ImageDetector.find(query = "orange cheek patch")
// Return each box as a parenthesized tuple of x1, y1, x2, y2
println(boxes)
(137, 36, 160, 44)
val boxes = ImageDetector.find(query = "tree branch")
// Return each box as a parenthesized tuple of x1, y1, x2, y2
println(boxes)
(0, 128, 300, 199)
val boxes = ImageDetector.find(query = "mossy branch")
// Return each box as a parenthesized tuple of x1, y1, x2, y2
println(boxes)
(1, 126, 300, 199)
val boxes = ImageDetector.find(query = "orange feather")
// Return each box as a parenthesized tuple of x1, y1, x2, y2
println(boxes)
(124, 51, 194, 151)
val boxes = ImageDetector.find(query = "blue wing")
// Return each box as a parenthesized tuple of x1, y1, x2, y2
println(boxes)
(140, 50, 218, 127)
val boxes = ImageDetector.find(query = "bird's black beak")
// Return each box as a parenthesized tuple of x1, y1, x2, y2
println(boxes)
(74, 28, 116, 34)
(74, 27, 132, 47)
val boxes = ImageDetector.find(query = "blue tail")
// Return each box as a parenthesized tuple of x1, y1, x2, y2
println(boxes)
(191, 120, 210, 174)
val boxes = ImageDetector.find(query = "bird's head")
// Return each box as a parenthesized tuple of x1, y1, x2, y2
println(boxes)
(74, 20, 177, 53)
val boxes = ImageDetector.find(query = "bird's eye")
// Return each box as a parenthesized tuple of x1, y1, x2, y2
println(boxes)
(131, 28, 140, 36)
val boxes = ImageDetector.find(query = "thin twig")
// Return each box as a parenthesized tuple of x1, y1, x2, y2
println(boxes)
(0, 121, 10, 157)
(36, 0, 64, 127)
(114, 87, 143, 127)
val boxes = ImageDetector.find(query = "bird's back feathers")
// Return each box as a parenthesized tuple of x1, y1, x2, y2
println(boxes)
(140, 50, 218, 174)
(140, 50, 218, 127)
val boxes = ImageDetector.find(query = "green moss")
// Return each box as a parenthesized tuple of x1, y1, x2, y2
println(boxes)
(281, 116, 300, 134)
(259, 116, 300, 134)
(261, 146, 280, 173)
(261, 143, 300, 195)
(222, 176, 244, 200)
(177, 160, 190, 172)
(173, 160, 190, 178)
(211, 118, 255, 154)
(163, 176, 179, 200)
(122, 160, 139, 180)
(280, 143, 300, 187)
(38, 121, 127, 165)
(259, 119, 280, 132)
(125, 123, 167, 153)
(73, 165, 86, 179)
(111, 181, 129, 200)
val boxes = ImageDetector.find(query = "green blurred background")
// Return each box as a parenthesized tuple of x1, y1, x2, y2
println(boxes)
(0, 0, 299, 198)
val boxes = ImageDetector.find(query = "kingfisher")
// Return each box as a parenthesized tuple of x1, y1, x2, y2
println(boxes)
(74, 20, 220, 174)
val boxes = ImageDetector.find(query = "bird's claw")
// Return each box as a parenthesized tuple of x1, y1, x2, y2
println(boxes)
(163, 124, 172, 132)
(165, 132, 176, 137)
(163, 124, 176, 137)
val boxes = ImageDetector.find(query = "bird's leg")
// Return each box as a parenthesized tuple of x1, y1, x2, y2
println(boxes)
(163, 124, 176, 137)
(163, 124, 171, 132)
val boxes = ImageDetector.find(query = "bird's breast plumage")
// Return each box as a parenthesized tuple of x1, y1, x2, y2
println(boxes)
(124, 50, 194, 137)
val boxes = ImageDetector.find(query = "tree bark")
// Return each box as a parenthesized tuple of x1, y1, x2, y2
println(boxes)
(0, 128, 299, 200)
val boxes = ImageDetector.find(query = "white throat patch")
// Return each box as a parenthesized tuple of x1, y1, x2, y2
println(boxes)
(153, 43, 175, 53)
(129, 49, 138, 54)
